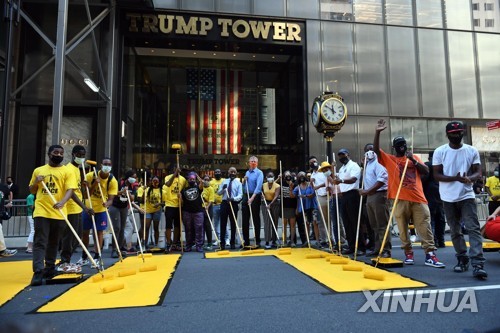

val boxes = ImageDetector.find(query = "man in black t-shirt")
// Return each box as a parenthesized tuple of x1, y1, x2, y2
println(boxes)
(180, 173, 204, 252)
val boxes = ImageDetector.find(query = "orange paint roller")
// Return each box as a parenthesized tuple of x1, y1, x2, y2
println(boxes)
(330, 258, 350, 265)
(101, 282, 125, 294)
(305, 253, 323, 259)
(217, 250, 230, 256)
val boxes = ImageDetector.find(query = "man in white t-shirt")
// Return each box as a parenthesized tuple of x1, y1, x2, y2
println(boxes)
(309, 156, 329, 244)
(332, 149, 363, 255)
(433, 121, 487, 280)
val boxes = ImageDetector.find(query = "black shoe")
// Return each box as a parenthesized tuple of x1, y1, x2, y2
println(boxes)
(230, 244, 235, 250)
(473, 265, 488, 280)
(381, 251, 391, 258)
(356, 250, 366, 256)
(111, 250, 119, 258)
(43, 267, 57, 280)
(31, 271, 43, 286)
(341, 248, 354, 255)
(453, 257, 469, 273)
(365, 250, 379, 257)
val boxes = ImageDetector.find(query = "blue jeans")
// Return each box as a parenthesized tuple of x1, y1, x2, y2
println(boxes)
(212, 204, 228, 242)
(443, 199, 485, 267)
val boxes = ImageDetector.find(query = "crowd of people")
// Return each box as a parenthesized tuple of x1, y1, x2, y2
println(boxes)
(1, 120, 499, 286)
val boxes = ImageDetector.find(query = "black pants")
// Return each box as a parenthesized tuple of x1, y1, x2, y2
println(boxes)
(340, 190, 365, 251)
(33, 217, 66, 273)
(203, 206, 213, 244)
(220, 200, 239, 246)
(429, 201, 446, 245)
(109, 205, 128, 250)
(242, 194, 261, 245)
(60, 213, 82, 263)
(294, 213, 308, 244)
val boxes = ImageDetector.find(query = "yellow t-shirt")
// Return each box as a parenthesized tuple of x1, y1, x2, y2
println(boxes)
(144, 187, 163, 213)
(136, 186, 145, 210)
(202, 186, 215, 206)
(209, 178, 224, 204)
(85, 172, 118, 213)
(162, 174, 186, 207)
(262, 182, 280, 201)
(29, 164, 78, 219)
(486, 176, 500, 201)
(65, 163, 84, 215)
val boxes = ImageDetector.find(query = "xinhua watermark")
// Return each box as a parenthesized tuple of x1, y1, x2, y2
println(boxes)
(358, 289, 478, 313)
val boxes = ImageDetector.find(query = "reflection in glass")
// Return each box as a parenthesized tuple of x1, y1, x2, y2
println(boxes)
(444, 0, 472, 30)
(217, 0, 251, 13)
(287, 0, 319, 19)
(354, 0, 383, 23)
(448, 32, 478, 118)
(320, 0, 354, 21)
(416, 0, 443, 28)
(385, 0, 413, 26)
(387, 27, 418, 116)
(254, 0, 285, 16)
(418, 30, 449, 117)
(322, 22, 355, 114)
(355, 25, 388, 115)
(472, 1, 500, 32)
(427, 119, 449, 149)
(476, 34, 500, 118)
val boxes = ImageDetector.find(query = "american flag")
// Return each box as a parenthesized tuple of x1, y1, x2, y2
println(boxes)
(186, 68, 242, 154)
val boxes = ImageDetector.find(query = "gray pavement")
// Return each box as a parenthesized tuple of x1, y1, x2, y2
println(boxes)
(1, 235, 500, 333)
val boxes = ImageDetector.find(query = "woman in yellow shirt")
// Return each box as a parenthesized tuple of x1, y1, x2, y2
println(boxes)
(262, 171, 280, 249)
(142, 176, 163, 248)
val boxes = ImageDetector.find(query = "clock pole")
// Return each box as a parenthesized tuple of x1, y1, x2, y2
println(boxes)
(325, 133, 335, 164)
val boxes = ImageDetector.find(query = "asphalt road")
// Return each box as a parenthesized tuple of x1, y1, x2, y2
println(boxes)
(1, 235, 500, 333)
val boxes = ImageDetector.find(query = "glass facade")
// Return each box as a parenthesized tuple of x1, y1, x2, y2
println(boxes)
(3, 0, 500, 195)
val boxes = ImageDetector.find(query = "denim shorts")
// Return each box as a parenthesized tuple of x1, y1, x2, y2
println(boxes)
(146, 210, 162, 221)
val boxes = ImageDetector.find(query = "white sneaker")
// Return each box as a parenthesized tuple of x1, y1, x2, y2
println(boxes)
(56, 263, 69, 272)
(225, 240, 230, 247)
(212, 241, 219, 246)
(0, 249, 17, 257)
(76, 258, 90, 266)
(410, 235, 417, 243)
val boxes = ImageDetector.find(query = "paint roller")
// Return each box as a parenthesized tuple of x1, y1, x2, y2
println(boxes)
(342, 265, 363, 272)
(118, 269, 137, 277)
(305, 253, 323, 259)
(217, 250, 230, 256)
(139, 264, 157, 272)
(277, 249, 291, 255)
(101, 282, 125, 294)
(241, 249, 265, 255)
(91, 273, 115, 283)
(330, 258, 350, 265)
(363, 271, 386, 281)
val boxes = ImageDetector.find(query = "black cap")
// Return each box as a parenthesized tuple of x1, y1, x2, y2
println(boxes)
(392, 136, 406, 146)
(446, 121, 465, 133)
(338, 148, 349, 155)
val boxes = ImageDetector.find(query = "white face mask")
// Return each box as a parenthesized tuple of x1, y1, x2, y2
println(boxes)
(323, 170, 332, 177)
(495, 171, 499, 177)
(365, 150, 376, 160)
(128, 177, 136, 184)
(74, 156, 85, 165)
(267, 177, 274, 183)
(101, 165, 112, 174)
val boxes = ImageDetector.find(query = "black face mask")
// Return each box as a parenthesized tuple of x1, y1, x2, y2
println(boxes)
(229, 174, 236, 179)
(50, 155, 64, 165)
(394, 144, 407, 155)
(215, 174, 221, 180)
(448, 134, 463, 145)
(299, 177, 306, 183)
(6, 181, 12, 185)
(339, 157, 349, 165)
(188, 181, 196, 187)
(310, 163, 318, 170)
(285, 176, 292, 181)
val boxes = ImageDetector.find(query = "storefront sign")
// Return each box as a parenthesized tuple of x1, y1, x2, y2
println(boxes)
(126, 13, 302, 43)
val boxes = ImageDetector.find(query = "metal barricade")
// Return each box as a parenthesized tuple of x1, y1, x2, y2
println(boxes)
(2, 199, 31, 238)
(476, 193, 489, 222)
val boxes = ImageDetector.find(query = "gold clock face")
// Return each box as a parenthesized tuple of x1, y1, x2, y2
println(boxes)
(321, 98, 347, 125)
(311, 101, 321, 127)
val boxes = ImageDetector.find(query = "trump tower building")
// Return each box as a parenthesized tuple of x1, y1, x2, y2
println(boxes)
(1, 0, 500, 195)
